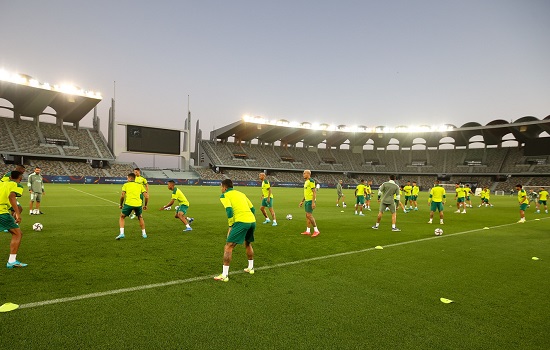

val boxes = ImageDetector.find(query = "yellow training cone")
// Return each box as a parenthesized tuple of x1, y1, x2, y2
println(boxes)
(440, 298, 453, 304)
(483, 227, 490, 230)
(532, 257, 540, 260)
(375, 246, 383, 250)
(0, 303, 19, 312)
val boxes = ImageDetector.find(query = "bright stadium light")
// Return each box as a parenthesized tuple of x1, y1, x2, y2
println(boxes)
(0, 68, 102, 99)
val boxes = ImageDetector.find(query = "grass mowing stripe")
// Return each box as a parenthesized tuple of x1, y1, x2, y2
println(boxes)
(17, 217, 548, 310)
(68, 186, 119, 205)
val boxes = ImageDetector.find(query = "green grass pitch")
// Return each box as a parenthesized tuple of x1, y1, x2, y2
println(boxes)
(0, 184, 548, 349)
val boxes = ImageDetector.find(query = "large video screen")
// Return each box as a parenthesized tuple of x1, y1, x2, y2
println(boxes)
(126, 125, 181, 155)
(524, 138, 550, 156)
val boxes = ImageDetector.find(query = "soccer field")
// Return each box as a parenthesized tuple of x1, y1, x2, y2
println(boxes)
(1, 184, 548, 349)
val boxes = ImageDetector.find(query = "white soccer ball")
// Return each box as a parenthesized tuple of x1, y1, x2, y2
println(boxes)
(33, 223, 43, 231)
(286, 214, 293, 220)
(342, 203, 347, 208)
(434, 228, 443, 236)
(33, 209, 40, 215)
(164, 206, 172, 211)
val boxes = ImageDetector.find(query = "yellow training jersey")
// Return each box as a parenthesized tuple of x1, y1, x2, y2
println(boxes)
(0, 181, 23, 215)
(304, 178, 316, 201)
(261, 180, 273, 198)
(135, 176, 148, 191)
(220, 188, 255, 226)
(356, 184, 366, 197)
(412, 186, 420, 196)
(456, 187, 466, 199)
(122, 181, 145, 207)
(172, 187, 189, 207)
(403, 185, 412, 196)
(517, 189, 528, 205)
(429, 186, 446, 203)
(539, 190, 548, 201)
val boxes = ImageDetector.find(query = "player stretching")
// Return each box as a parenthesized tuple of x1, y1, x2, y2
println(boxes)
(130, 168, 148, 219)
(299, 169, 320, 237)
(516, 184, 529, 223)
(536, 187, 548, 214)
(214, 179, 256, 282)
(428, 180, 446, 224)
(354, 179, 367, 216)
(336, 179, 346, 208)
(160, 180, 193, 231)
(372, 175, 401, 231)
(455, 183, 466, 213)
(259, 172, 277, 226)
(1, 171, 27, 268)
(116, 173, 148, 239)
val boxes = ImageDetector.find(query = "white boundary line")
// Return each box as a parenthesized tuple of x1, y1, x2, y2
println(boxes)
(18, 217, 548, 310)
(68, 186, 119, 205)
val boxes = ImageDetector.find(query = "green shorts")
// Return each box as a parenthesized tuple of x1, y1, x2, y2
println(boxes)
(520, 203, 528, 211)
(366, 194, 371, 201)
(122, 204, 143, 218)
(356, 196, 365, 205)
(466, 196, 471, 201)
(0, 213, 19, 232)
(411, 195, 418, 201)
(483, 198, 489, 203)
(430, 202, 444, 212)
(227, 222, 255, 244)
(261, 197, 274, 208)
(176, 205, 188, 215)
(304, 200, 314, 213)
(457, 198, 465, 203)
(538, 200, 547, 205)
(405, 195, 411, 201)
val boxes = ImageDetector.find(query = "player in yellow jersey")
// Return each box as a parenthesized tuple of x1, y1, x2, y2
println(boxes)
(1, 164, 25, 218)
(116, 173, 148, 239)
(536, 186, 548, 214)
(411, 181, 420, 211)
(455, 183, 467, 214)
(1, 171, 27, 268)
(160, 180, 193, 231)
(365, 180, 373, 211)
(299, 169, 320, 237)
(214, 179, 256, 282)
(516, 184, 529, 223)
(130, 168, 149, 219)
(403, 181, 413, 210)
(259, 172, 277, 226)
(354, 179, 367, 216)
(428, 180, 446, 224)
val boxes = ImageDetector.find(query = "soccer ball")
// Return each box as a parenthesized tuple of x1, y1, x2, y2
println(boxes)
(342, 203, 347, 208)
(33, 223, 43, 231)
(32, 209, 40, 215)
(434, 228, 443, 236)
(286, 214, 293, 220)
(164, 206, 172, 211)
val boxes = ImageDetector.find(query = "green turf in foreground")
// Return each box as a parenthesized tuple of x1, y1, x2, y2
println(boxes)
(0, 184, 549, 349)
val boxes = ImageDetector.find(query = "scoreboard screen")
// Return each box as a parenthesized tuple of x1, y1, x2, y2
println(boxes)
(524, 138, 550, 156)
(126, 125, 181, 155)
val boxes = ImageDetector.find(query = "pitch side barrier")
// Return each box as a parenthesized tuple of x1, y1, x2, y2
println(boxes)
(41, 176, 353, 188)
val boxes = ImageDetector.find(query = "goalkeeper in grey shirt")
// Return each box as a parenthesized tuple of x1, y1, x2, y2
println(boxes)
(372, 175, 401, 231)
(28, 166, 45, 215)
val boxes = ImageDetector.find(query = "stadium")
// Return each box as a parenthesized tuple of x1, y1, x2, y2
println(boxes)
(1, 71, 549, 349)
(2, 69, 549, 189)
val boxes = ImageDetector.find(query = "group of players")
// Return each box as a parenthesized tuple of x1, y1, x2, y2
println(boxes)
(0, 165, 46, 268)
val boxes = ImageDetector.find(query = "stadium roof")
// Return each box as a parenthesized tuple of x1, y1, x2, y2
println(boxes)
(209, 116, 550, 148)
(0, 71, 101, 124)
